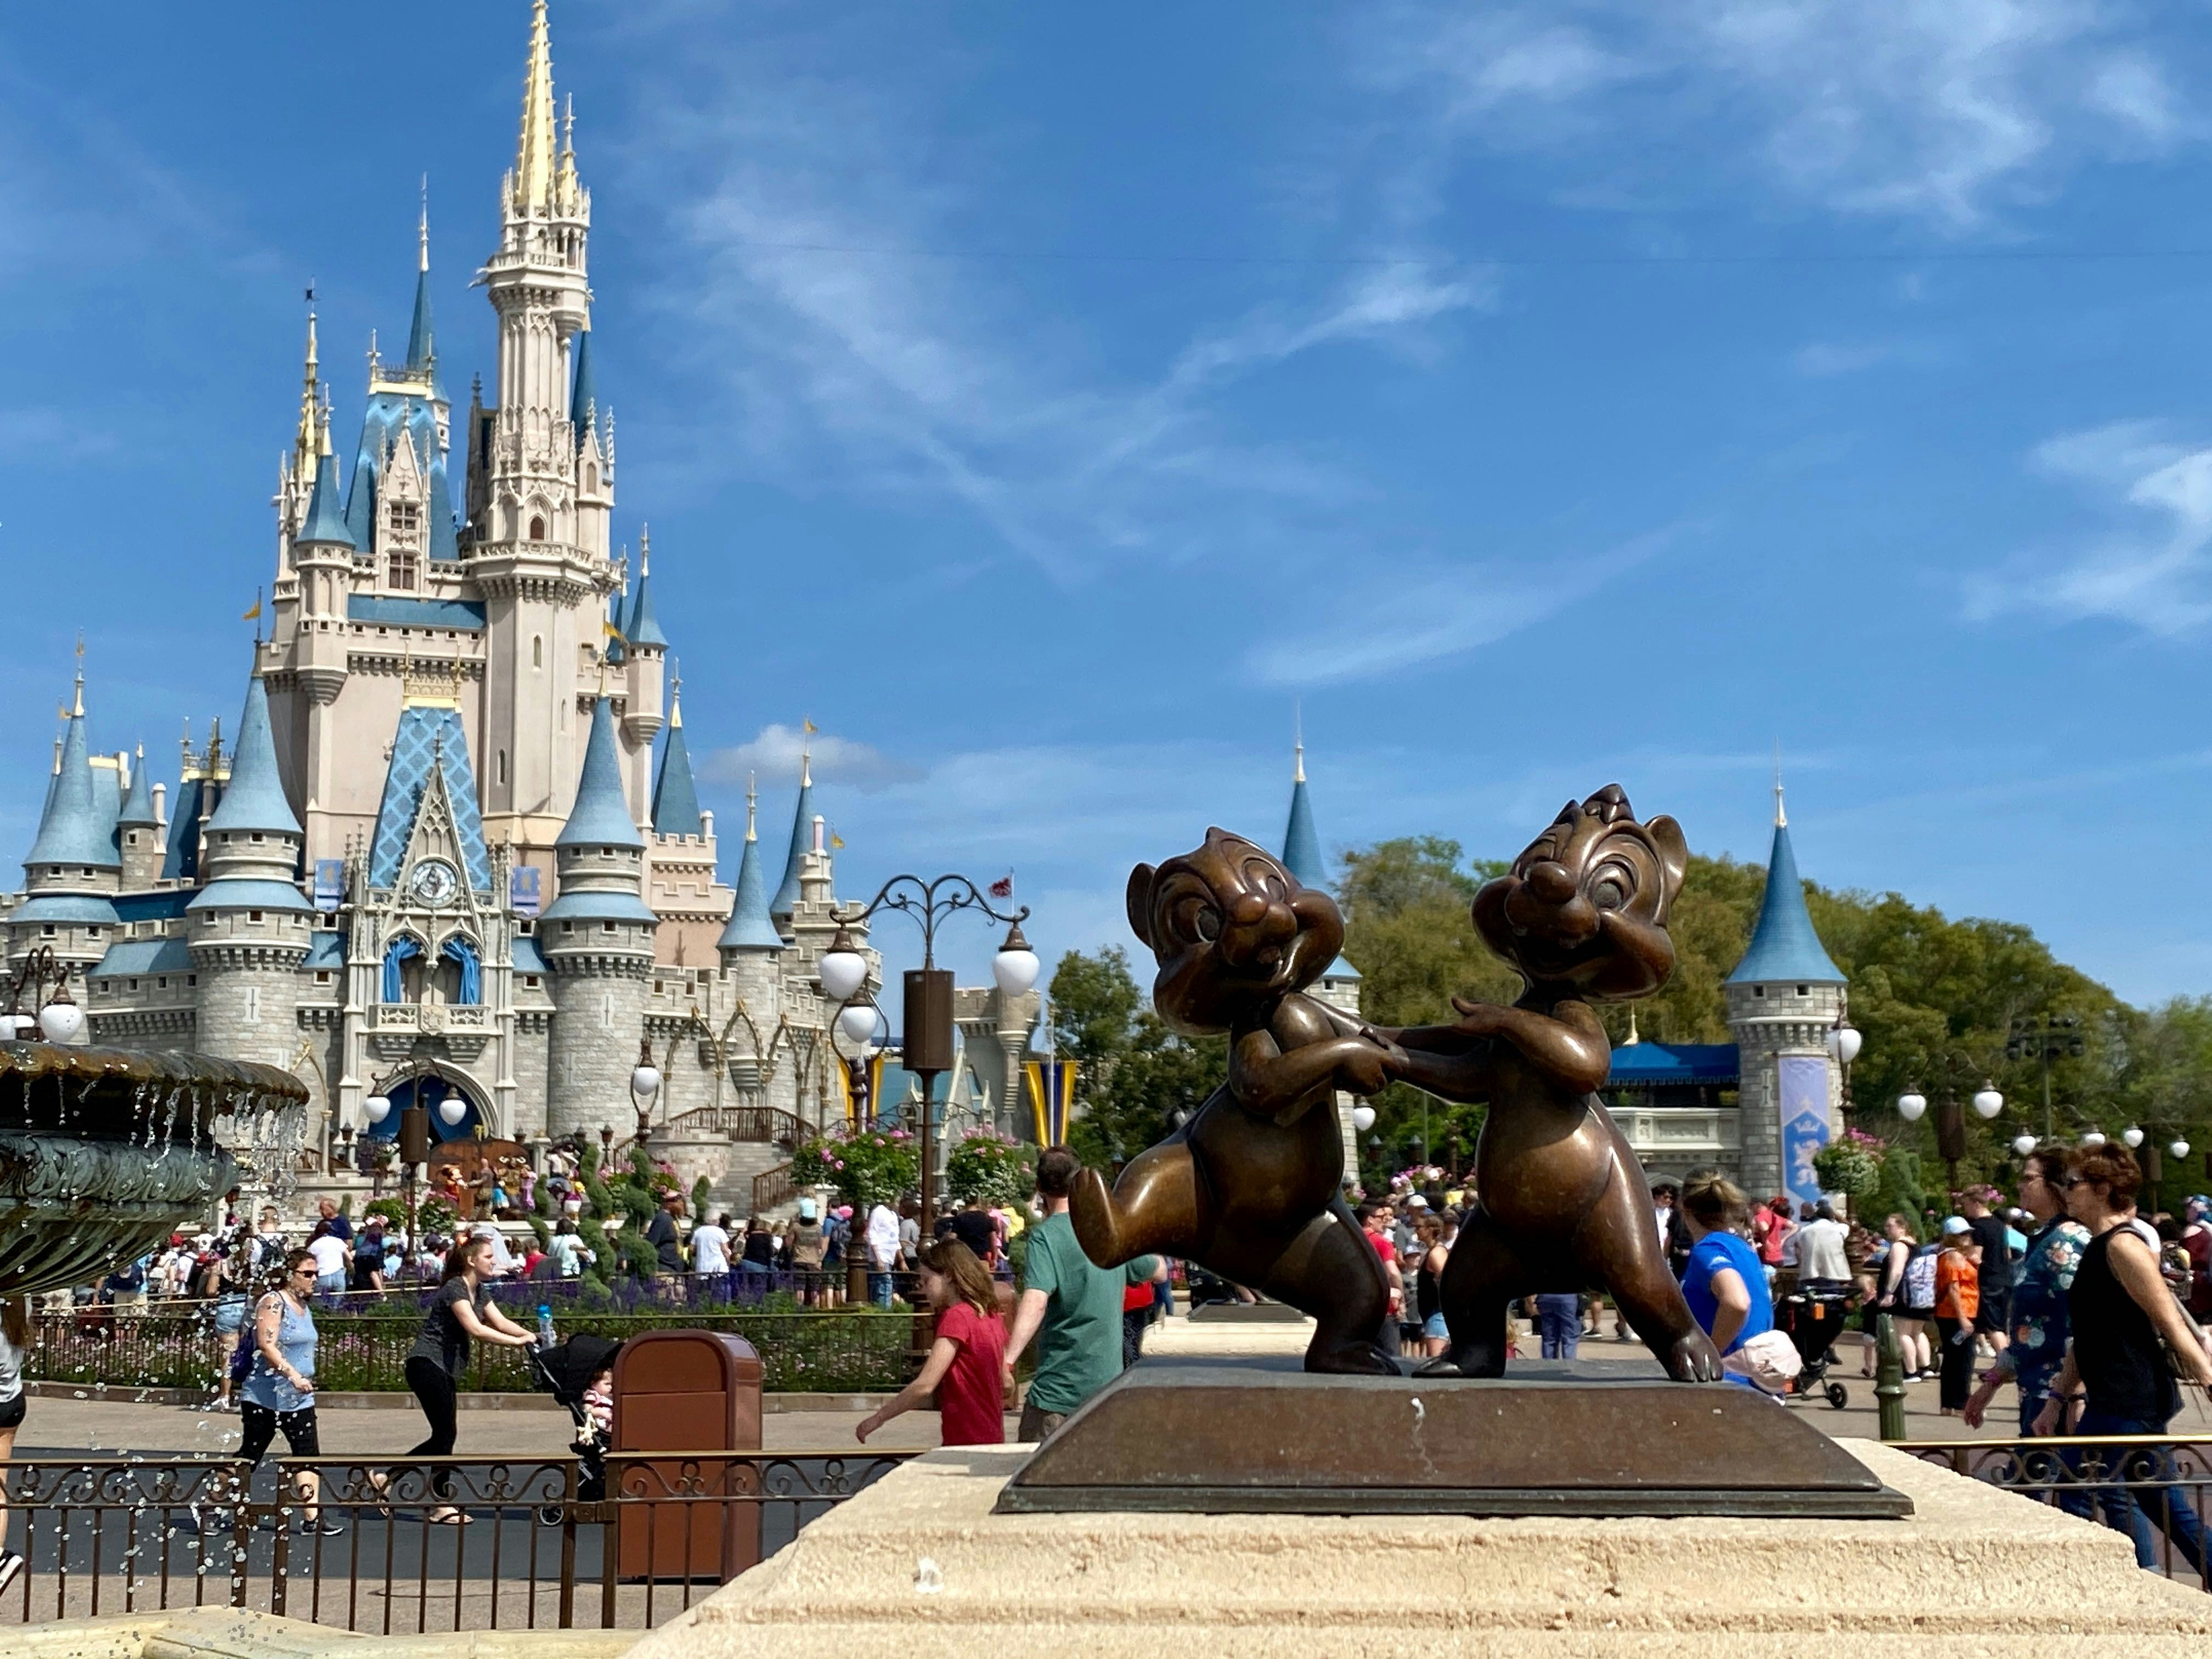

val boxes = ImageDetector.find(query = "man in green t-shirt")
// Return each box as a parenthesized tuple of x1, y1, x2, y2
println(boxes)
(1003, 1146, 1160, 1441)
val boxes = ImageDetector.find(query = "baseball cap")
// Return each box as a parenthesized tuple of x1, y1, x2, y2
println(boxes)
(1941, 1215, 1972, 1236)
(1407, 1195, 1429, 1210)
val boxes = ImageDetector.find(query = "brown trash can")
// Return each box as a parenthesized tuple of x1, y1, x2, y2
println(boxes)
(611, 1329, 764, 1581)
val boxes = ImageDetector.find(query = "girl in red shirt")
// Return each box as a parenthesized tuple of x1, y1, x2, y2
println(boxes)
(855, 1238, 1006, 1446)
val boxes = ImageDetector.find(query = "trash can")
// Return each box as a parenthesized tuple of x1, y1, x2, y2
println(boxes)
(611, 1329, 764, 1581)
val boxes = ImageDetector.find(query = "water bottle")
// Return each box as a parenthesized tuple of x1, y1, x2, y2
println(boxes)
(537, 1305, 556, 1349)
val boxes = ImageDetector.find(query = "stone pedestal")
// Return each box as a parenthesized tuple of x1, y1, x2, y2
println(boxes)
(622, 1440, 2211, 1657)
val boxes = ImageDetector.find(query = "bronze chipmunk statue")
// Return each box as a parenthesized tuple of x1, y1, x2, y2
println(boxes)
(1069, 828, 1403, 1374)
(1378, 786, 1724, 1382)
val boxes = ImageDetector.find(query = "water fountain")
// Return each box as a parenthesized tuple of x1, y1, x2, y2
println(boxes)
(1, 953, 308, 1295)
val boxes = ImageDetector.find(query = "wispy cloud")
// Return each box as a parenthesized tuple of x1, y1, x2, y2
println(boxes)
(1966, 420, 2212, 634)
(702, 723, 923, 793)
(1244, 524, 1685, 688)
(1365, 1, 2200, 231)
(616, 21, 1484, 583)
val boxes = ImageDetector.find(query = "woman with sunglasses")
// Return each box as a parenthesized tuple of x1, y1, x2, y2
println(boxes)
(2034, 1143, 2212, 1573)
(231, 1249, 337, 1535)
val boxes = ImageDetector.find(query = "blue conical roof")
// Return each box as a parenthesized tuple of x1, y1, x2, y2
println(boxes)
(26, 708, 120, 869)
(718, 802, 786, 952)
(205, 676, 300, 837)
(118, 748, 156, 828)
(1283, 777, 1325, 890)
(651, 709, 704, 838)
(297, 452, 355, 548)
(1726, 821, 1844, 985)
(404, 267, 435, 371)
(557, 698, 644, 848)
(770, 761, 813, 924)
(569, 328, 597, 428)
(625, 558, 668, 649)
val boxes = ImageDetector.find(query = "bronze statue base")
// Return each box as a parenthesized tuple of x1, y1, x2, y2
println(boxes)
(997, 1357, 1911, 1519)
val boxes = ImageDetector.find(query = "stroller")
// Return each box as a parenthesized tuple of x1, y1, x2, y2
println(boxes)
(530, 1334, 623, 1511)
(1775, 1282, 1852, 1410)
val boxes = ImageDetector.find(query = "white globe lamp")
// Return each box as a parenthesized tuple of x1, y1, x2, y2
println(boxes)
(1350, 1103, 1376, 1133)
(2012, 1133, 2037, 1156)
(991, 922, 1040, 998)
(819, 929, 869, 1003)
(2171, 1139, 2191, 1161)
(437, 1094, 467, 1127)
(630, 1064, 661, 1105)
(1826, 1023, 1862, 1066)
(1897, 1091, 1927, 1122)
(2081, 1131, 2106, 1147)
(837, 1000, 879, 1045)
(1972, 1084, 2004, 1121)
(37, 1001, 85, 1044)
(2121, 1126, 2145, 1149)
(364, 1093, 392, 1124)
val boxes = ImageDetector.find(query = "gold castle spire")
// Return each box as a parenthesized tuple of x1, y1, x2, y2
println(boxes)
(512, 0, 559, 216)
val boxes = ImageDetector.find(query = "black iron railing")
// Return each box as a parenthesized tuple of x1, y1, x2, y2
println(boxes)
(0, 1450, 916, 1633)
(1900, 1435, 2212, 1592)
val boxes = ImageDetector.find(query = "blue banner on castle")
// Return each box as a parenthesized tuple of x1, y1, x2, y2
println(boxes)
(313, 860, 345, 912)
(510, 866, 541, 918)
(1778, 1052, 1832, 1214)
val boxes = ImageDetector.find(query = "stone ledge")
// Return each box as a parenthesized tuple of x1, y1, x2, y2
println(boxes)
(621, 1441, 2211, 1658)
(0, 1607, 634, 1659)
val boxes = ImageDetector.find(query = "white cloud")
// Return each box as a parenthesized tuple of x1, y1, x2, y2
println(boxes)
(1966, 420, 2212, 634)
(702, 724, 922, 793)
(1366, 1, 2200, 231)
(1244, 524, 1684, 687)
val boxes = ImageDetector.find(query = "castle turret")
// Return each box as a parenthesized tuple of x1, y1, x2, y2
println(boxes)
(1723, 783, 1847, 1205)
(541, 697, 657, 1138)
(10, 671, 121, 974)
(186, 674, 313, 1069)
(717, 780, 785, 960)
(117, 744, 162, 890)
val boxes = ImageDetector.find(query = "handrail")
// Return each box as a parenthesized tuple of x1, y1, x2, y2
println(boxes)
(753, 1161, 797, 1212)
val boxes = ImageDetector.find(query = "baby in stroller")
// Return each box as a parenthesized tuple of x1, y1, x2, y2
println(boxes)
(531, 1334, 623, 1509)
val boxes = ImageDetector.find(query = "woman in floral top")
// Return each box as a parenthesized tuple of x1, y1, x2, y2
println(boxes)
(1965, 1145, 2090, 1435)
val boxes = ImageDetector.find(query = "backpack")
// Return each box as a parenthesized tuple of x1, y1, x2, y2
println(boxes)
(229, 1297, 274, 1384)
(1902, 1243, 1939, 1309)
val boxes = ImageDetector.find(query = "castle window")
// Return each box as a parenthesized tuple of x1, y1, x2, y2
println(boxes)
(390, 504, 419, 533)
(498, 749, 508, 785)
(127, 831, 139, 847)
(561, 921, 574, 934)
(251, 832, 264, 844)
(315, 971, 332, 985)
(1753, 986, 1764, 997)
(157, 977, 167, 989)
(40, 926, 53, 938)
(388, 548, 419, 590)
(128, 979, 138, 992)
(532, 636, 543, 669)
(249, 911, 263, 923)
(529, 515, 546, 540)
(87, 926, 100, 938)
(524, 974, 539, 988)
(1796, 984, 1808, 996)
(602, 921, 616, 934)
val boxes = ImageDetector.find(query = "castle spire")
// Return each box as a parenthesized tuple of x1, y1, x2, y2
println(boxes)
(1282, 735, 1324, 891)
(1725, 810, 1842, 986)
(512, 0, 559, 217)
(292, 303, 320, 481)
(650, 676, 703, 838)
(771, 738, 816, 927)
(719, 772, 787, 954)
(405, 180, 435, 371)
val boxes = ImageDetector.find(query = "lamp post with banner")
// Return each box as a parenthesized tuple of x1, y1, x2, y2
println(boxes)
(817, 876, 1039, 1229)
(362, 1057, 452, 1284)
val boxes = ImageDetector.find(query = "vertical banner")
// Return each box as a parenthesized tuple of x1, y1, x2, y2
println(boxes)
(834, 1054, 887, 1128)
(1778, 1053, 1832, 1215)
(1024, 1059, 1076, 1147)
(509, 866, 541, 918)
(313, 859, 345, 912)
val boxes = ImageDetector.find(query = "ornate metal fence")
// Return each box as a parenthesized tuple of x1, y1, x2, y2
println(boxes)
(0, 1450, 915, 1633)
(1901, 1435, 2212, 1592)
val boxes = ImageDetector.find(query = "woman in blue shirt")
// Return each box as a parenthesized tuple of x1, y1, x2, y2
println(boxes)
(235, 1249, 339, 1535)
(1679, 1175, 1773, 1364)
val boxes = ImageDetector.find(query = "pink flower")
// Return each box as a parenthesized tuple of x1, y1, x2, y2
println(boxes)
(833, 1159, 846, 1170)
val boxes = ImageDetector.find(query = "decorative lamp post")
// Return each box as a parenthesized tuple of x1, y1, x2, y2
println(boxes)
(1351, 1103, 1377, 1133)
(2171, 1138, 2193, 1161)
(2012, 1133, 2038, 1157)
(363, 1059, 443, 1283)
(2007, 1013, 2083, 1141)
(2121, 1126, 2145, 1149)
(2080, 1131, 2106, 1148)
(1972, 1082, 2004, 1121)
(1904, 1052, 1997, 1197)
(1895, 1090, 1926, 1123)
(1826, 1012, 1861, 1119)
(827, 876, 1034, 1229)
(6, 948, 85, 1044)
(629, 1037, 661, 1150)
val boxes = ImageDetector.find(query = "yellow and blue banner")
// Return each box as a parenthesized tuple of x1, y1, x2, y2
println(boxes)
(836, 1053, 888, 1128)
(1024, 1058, 1077, 1147)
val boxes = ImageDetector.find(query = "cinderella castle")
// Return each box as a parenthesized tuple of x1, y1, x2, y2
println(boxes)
(0, 1, 1043, 1216)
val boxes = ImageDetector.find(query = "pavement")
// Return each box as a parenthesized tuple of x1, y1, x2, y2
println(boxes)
(16, 1320, 2011, 1462)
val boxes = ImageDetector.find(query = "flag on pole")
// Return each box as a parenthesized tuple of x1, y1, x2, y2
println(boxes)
(602, 619, 628, 648)
(830, 829, 845, 849)
(241, 596, 263, 622)
(802, 718, 819, 734)
(988, 874, 1013, 899)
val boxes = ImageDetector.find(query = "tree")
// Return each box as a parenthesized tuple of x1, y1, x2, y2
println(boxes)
(1047, 947, 1226, 1170)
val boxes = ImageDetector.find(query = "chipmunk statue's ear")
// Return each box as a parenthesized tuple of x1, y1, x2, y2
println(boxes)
(1125, 863, 1158, 950)
(1646, 815, 1688, 909)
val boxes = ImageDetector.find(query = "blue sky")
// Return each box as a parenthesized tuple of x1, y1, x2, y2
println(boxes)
(5, 2, 2212, 1005)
